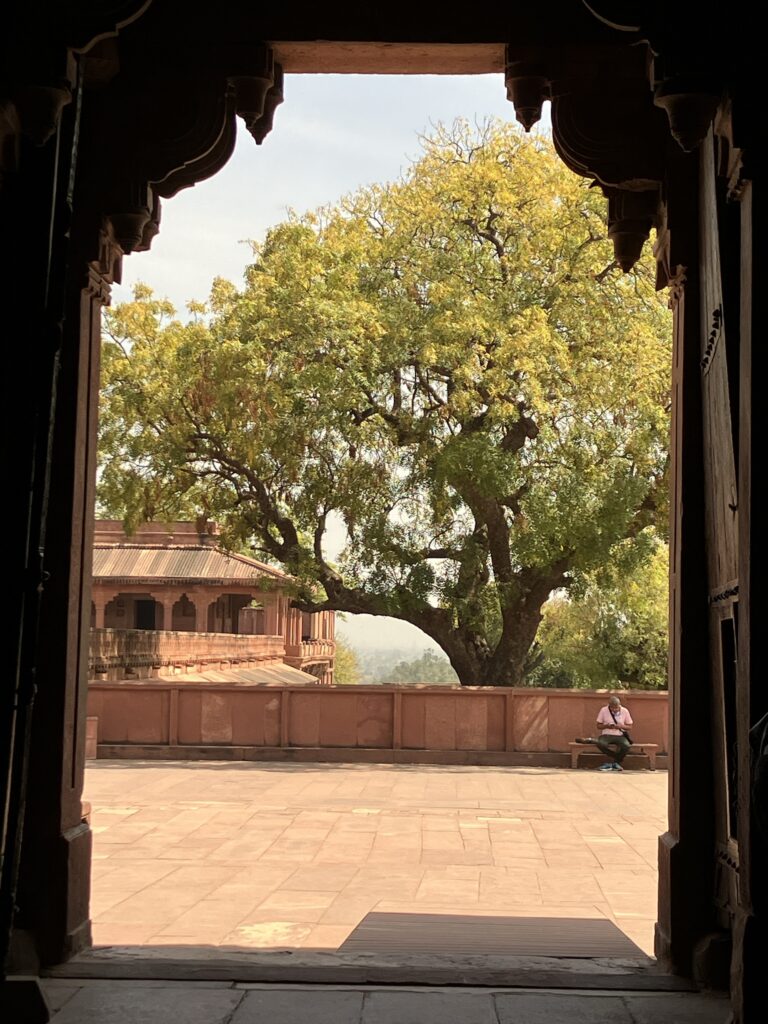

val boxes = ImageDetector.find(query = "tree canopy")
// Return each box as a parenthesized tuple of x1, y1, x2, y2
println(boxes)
(525, 535, 669, 690)
(332, 635, 362, 685)
(99, 119, 671, 687)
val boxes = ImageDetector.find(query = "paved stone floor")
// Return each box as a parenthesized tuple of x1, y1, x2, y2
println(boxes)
(86, 762, 666, 957)
(44, 980, 732, 1023)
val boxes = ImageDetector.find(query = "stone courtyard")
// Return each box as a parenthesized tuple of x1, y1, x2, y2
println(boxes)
(86, 761, 665, 957)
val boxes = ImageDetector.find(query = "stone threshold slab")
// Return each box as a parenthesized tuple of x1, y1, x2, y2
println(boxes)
(45, 951, 695, 991)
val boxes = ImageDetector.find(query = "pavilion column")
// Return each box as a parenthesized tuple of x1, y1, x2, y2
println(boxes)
(159, 593, 176, 632)
(193, 593, 209, 634)
(262, 596, 276, 635)
(288, 608, 301, 647)
(91, 595, 107, 630)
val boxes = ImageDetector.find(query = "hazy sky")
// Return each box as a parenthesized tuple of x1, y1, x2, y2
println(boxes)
(113, 74, 552, 652)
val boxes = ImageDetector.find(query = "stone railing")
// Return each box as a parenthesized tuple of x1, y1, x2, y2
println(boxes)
(86, 683, 668, 768)
(286, 639, 335, 662)
(89, 628, 285, 679)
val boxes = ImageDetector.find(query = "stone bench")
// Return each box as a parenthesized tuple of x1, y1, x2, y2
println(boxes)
(569, 740, 659, 770)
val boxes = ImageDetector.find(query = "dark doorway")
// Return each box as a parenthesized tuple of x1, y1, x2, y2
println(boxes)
(135, 600, 156, 630)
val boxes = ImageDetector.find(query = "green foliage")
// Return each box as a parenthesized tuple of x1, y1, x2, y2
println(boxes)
(98, 119, 671, 686)
(333, 636, 362, 685)
(526, 535, 669, 689)
(375, 649, 459, 685)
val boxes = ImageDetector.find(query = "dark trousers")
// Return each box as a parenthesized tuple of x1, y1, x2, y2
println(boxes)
(597, 734, 632, 763)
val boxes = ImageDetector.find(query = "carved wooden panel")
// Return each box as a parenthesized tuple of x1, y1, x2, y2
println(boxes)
(700, 132, 738, 592)
(700, 132, 740, 917)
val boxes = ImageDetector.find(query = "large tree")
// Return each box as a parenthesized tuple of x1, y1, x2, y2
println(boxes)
(99, 120, 671, 686)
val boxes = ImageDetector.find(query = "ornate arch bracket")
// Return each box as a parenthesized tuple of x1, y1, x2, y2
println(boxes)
(505, 41, 669, 273)
(74, 29, 284, 270)
(581, 2, 725, 153)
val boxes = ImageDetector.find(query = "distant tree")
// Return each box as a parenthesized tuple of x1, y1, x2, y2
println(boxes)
(525, 536, 668, 689)
(99, 120, 671, 687)
(333, 635, 362, 685)
(376, 649, 459, 685)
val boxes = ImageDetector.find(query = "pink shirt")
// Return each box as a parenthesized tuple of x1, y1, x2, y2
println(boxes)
(597, 705, 633, 736)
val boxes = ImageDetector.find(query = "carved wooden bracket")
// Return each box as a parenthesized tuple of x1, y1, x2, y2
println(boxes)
(250, 64, 284, 146)
(653, 75, 722, 154)
(604, 186, 661, 272)
(505, 58, 549, 131)
(226, 46, 283, 143)
(581, 2, 724, 152)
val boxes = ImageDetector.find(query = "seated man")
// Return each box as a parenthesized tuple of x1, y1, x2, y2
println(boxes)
(595, 695, 633, 772)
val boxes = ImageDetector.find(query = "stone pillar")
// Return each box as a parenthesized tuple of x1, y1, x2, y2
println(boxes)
(287, 607, 301, 647)
(654, 147, 720, 977)
(732, 175, 768, 1024)
(194, 594, 209, 634)
(2, 59, 84, 980)
(264, 596, 278, 635)
(14, 216, 117, 965)
(159, 592, 176, 632)
(91, 594, 107, 630)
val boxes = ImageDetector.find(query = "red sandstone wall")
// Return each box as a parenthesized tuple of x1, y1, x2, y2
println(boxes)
(87, 684, 668, 754)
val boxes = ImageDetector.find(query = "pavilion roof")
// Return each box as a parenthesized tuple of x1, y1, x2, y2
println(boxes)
(92, 543, 288, 585)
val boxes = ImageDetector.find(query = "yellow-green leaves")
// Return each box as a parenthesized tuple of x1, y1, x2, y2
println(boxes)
(98, 119, 671, 687)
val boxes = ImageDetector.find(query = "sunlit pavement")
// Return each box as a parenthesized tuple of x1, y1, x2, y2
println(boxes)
(85, 761, 666, 957)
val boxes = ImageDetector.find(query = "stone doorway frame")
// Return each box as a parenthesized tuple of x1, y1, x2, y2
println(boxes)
(3, 8, 761, 1022)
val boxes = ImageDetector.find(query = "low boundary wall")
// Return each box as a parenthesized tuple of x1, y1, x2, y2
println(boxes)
(87, 683, 668, 769)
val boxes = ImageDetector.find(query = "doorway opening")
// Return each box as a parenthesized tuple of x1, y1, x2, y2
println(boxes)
(78, 66, 672, 985)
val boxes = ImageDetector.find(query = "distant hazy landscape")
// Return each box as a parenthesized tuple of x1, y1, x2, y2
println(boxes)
(335, 614, 458, 685)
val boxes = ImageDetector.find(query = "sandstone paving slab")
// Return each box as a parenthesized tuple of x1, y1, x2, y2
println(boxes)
(94, 923, 167, 945)
(231, 988, 364, 1023)
(495, 992, 632, 1023)
(49, 984, 244, 1023)
(302, 923, 356, 949)
(362, 989, 497, 1024)
(43, 982, 80, 1013)
(623, 993, 733, 1024)
(279, 865, 360, 891)
(222, 921, 314, 947)
(320, 898, 381, 925)
(258, 890, 338, 912)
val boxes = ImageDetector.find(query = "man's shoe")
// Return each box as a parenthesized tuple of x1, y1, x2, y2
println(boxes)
(611, 763, 624, 771)
(598, 763, 614, 771)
